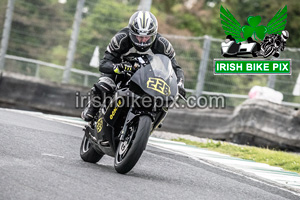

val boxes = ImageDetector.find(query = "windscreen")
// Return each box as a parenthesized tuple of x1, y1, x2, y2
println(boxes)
(149, 54, 173, 80)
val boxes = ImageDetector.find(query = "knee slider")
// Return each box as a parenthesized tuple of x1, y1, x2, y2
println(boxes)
(94, 77, 116, 95)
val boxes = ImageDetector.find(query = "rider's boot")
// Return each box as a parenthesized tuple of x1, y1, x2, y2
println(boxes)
(81, 87, 102, 122)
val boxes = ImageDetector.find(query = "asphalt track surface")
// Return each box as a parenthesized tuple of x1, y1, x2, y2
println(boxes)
(0, 109, 299, 200)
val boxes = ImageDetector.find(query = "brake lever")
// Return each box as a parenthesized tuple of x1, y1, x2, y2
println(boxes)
(126, 72, 132, 77)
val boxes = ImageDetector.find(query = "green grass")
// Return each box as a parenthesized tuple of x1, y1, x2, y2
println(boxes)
(173, 138, 300, 174)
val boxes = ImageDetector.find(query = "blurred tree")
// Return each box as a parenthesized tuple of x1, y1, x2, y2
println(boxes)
(6, 0, 74, 63)
(153, 0, 184, 13)
(74, 0, 136, 71)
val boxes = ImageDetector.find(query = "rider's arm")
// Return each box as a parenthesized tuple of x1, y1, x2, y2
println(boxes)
(281, 41, 286, 51)
(99, 52, 121, 74)
(98, 28, 130, 74)
(171, 58, 184, 83)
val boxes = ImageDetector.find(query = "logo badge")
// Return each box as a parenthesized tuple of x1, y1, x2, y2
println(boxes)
(216, 5, 291, 75)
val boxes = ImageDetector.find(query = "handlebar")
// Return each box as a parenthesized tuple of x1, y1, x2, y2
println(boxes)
(120, 56, 149, 77)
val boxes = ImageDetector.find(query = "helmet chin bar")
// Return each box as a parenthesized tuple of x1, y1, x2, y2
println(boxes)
(132, 42, 151, 52)
(129, 32, 156, 52)
(138, 42, 150, 47)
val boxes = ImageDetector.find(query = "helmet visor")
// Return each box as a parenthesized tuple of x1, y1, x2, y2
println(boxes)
(130, 32, 156, 48)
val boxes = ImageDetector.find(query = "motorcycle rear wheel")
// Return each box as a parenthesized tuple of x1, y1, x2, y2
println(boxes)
(80, 134, 104, 163)
(114, 115, 152, 174)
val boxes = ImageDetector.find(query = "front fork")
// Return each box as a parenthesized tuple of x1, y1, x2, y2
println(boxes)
(151, 107, 168, 132)
(84, 124, 97, 143)
(119, 108, 155, 142)
(119, 107, 168, 141)
(119, 109, 136, 142)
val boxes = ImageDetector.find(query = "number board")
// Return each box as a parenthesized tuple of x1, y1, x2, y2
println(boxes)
(146, 77, 171, 96)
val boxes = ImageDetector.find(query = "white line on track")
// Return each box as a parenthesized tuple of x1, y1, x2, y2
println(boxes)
(151, 144, 300, 197)
(41, 153, 64, 158)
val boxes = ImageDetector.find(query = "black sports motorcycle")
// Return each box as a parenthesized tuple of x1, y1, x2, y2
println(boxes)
(80, 54, 179, 174)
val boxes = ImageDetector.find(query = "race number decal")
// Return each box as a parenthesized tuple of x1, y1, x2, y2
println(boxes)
(147, 78, 171, 96)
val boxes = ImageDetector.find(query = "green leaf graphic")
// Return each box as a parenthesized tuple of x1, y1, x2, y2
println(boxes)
(247, 16, 261, 27)
(242, 16, 267, 41)
(255, 26, 267, 40)
(242, 25, 255, 39)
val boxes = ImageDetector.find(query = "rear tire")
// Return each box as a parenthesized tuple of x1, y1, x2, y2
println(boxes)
(114, 115, 152, 174)
(80, 134, 103, 163)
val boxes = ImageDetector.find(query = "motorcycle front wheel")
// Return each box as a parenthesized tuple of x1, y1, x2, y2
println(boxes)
(80, 134, 104, 163)
(114, 115, 152, 174)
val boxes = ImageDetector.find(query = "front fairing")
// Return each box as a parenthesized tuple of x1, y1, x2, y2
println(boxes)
(130, 54, 178, 100)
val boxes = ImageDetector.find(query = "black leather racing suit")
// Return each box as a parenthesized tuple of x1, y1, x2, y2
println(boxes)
(98, 27, 184, 85)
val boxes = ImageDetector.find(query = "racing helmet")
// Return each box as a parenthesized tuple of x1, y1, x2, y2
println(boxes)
(281, 30, 289, 42)
(128, 11, 158, 52)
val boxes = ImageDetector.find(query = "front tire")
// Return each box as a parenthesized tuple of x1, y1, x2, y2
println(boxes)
(114, 115, 152, 174)
(80, 134, 103, 163)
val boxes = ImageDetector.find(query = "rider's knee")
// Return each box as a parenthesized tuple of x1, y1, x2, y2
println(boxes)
(94, 77, 116, 95)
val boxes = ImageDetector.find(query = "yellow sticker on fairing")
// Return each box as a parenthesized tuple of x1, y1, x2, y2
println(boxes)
(147, 78, 171, 96)
(110, 99, 122, 120)
(96, 118, 103, 132)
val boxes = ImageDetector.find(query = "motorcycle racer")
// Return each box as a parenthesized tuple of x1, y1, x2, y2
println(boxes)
(82, 11, 186, 122)
(259, 30, 289, 58)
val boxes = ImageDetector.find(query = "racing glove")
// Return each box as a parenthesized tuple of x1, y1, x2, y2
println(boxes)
(113, 62, 133, 74)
